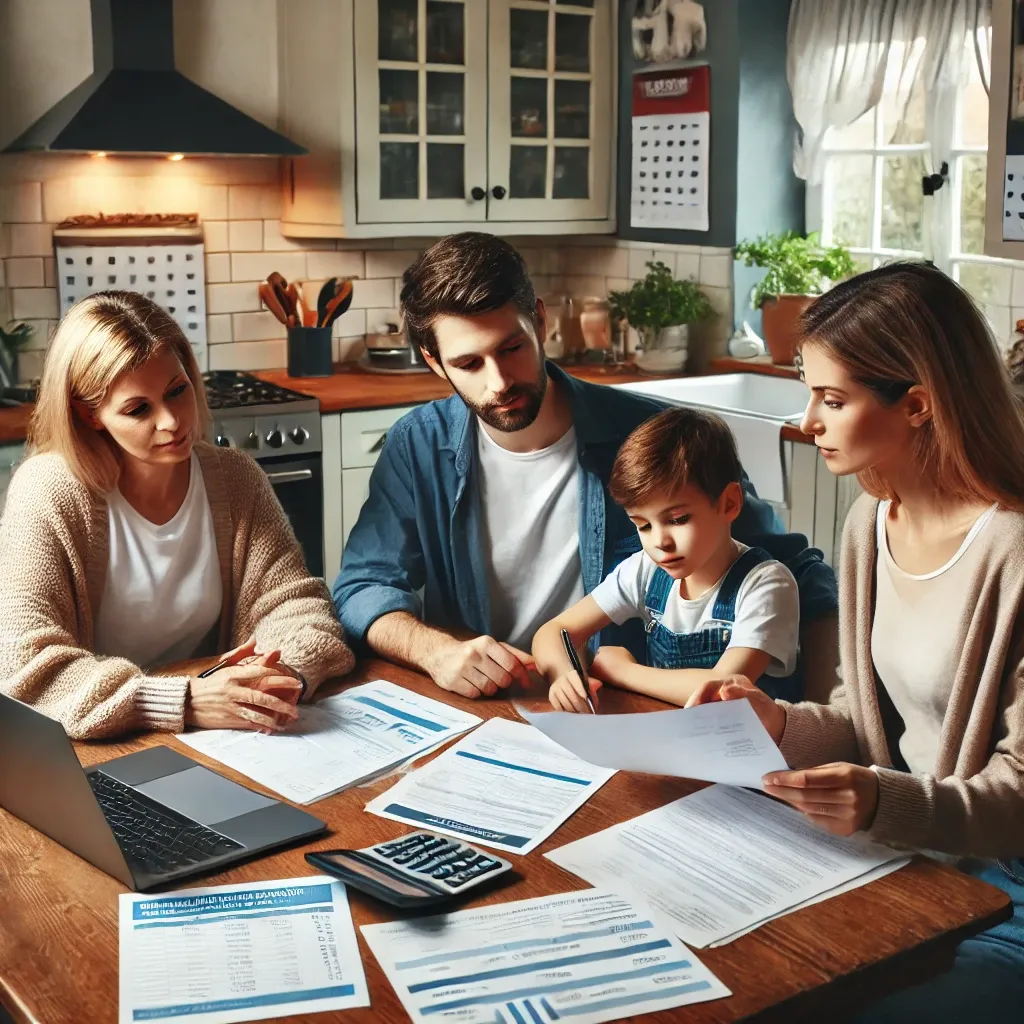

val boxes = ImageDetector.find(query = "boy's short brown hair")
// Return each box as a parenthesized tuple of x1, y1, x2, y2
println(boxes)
(609, 406, 743, 509)
(401, 232, 538, 361)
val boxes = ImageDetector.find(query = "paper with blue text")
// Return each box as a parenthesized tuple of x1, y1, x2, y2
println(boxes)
(365, 717, 615, 854)
(361, 889, 730, 1024)
(118, 876, 368, 1024)
(179, 680, 481, 804)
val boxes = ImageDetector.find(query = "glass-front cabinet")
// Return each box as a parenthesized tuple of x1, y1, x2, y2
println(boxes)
(488, 0, 611, 222)
(281, 0, 615, 237)
(355, 0, 488, 224)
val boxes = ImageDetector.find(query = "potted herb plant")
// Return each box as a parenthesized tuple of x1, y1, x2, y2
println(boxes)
(609, 261, 712, 374)
(734, 232, 855, 365)
(0, 322, 34, 389)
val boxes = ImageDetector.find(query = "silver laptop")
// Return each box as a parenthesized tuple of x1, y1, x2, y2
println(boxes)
(0, 693, 326, 891)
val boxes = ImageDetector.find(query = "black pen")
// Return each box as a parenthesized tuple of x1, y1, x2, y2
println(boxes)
(197, 659, 229, 678)
(560, 628, 597, 714)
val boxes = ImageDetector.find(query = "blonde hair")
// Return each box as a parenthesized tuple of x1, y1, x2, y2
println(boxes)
(799, 262, 1024, 511)
(29, 292, 210, 493)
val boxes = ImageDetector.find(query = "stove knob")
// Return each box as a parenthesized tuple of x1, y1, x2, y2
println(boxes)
(215, 434, 231, 448)
(265, 429, 285, 449)
(289, 426, 309, 445)
(244, 430, 260, 450)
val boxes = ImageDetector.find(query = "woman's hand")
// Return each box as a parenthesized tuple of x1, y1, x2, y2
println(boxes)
(684, 673, 787, 744)
(549, 672, 603, 713)
(762, 763, 880, 837)
(589, 646, 637, 687)
(186, 658, 301, 732)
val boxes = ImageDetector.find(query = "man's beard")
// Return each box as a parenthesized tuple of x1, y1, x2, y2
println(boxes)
(450, 364, 548, 433)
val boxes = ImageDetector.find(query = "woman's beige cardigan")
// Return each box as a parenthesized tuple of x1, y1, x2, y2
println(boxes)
(780, 494, 1024, 859)
(0, 442, 354, 739)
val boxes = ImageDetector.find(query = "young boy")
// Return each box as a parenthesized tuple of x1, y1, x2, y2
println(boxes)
(533, 406, 800, 712)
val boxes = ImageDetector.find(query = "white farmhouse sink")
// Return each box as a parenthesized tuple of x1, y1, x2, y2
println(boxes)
(614, 373, 811, 503)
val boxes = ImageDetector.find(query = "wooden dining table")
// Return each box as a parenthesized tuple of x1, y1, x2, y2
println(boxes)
(0, 660, 1011, 1023)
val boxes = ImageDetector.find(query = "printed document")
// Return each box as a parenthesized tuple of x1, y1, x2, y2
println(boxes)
(365, 717, 615, 854)
(361, 888, 730, 1024)
(180, 680, 481, 804)
(518, 698, 788, 789)
(119, 876, 368, 1024)
(546, 784, 907, 947)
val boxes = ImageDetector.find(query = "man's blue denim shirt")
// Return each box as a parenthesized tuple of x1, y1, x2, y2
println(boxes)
(334, 362, 838, 658)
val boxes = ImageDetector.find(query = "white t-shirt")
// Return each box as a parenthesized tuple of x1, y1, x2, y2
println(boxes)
(590, 544, 800, 676)
(94, 452, 223, 670)
(475, 423, 584, 650)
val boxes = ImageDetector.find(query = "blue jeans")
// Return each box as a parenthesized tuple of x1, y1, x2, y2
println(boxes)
(644, 546, 802, 702)
(852, 860, 1024, 1022)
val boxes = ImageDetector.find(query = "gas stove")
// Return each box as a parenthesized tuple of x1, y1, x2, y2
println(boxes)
(201, 371, 322, 458)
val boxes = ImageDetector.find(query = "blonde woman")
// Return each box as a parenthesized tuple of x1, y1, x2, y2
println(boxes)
(0, 292, 354, 740)
(688, 263, 1024, 1019)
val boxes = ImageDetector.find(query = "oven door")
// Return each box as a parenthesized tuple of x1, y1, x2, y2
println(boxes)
(260, 453, 324, 578)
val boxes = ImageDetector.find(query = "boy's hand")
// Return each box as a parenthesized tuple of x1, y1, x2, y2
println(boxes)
(590, 646, 637, 686)
(549, 672, 603, 713)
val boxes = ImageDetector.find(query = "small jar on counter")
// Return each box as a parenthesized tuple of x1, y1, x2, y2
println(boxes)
(579, 297, 611, 353)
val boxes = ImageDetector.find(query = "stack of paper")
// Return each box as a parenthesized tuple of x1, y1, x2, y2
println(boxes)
(179, 680, 481, 804)
(546, 784, 909, 948)
(366, 717, 616, 854)
(361, 889, 730, 1024)
(119, 876, 369, 1024)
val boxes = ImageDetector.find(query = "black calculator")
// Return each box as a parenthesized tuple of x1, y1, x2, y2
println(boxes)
(305, 831, 515, 909)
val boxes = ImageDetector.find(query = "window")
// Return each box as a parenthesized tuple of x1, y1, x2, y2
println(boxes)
(811, 27, 1016, 346)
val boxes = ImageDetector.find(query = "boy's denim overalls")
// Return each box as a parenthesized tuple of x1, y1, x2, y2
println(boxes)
(643, 546, 802, 701)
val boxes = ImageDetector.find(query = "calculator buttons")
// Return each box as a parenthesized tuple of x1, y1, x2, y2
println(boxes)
(366, 831, 512, 896)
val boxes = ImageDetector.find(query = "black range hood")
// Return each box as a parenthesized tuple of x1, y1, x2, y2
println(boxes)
(2, 0, 306, 157)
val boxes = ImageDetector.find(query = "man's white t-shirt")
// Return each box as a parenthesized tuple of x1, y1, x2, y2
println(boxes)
(590, 544, 800, 676)
(475, 423, 584, 651)
(94, 452, 223, 670)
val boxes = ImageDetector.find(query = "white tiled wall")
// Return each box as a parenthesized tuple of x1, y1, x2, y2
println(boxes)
(0, 155, 735, 381)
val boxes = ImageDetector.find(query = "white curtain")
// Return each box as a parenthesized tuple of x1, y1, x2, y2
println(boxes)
(788, 0, 992, 184)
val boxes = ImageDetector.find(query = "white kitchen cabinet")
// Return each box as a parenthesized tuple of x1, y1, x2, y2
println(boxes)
(342, 466, 375, 547)
(279, 0, 617, 238)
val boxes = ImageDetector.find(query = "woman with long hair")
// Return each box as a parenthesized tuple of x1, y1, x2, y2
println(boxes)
(0, 292, 353, 740)
(688, 262, 1024, 1019)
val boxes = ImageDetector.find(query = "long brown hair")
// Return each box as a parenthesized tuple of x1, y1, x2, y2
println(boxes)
(799, 262, 1024, 510)
(29, 292, 210, 493)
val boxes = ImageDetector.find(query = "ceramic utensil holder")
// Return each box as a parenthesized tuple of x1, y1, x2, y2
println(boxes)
(287, 326, 333, 378)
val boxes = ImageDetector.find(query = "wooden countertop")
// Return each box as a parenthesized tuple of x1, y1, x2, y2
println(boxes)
(0, 357, 812, 445)
(0, 658, 1011, 1024)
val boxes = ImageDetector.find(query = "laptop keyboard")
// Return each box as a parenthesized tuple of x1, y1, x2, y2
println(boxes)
(88, 771, 243, 876)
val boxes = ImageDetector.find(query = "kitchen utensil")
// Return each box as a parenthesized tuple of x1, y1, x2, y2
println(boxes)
(285, 281, 303, 325)
(321, 279, 354, 328)
(259, 281, 290, 326)
(267, 272, 295, 326)
(316, 277, 340, 328)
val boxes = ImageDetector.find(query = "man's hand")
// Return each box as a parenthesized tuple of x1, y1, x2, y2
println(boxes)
(762, 763, 880, 837)
(589, 646, 638, 687)
(684, 673, 787, 744)
(423, 635, 535, 699)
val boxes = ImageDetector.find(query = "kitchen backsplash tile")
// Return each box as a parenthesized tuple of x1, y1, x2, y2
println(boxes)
(0, 158, 742, 380)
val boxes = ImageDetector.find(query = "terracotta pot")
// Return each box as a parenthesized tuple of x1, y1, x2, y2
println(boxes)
(760, 294, 815, 366)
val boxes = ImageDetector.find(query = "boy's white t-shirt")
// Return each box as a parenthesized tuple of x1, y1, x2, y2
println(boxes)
(590, 543, 800, 676)
(94, 452, 223, 670)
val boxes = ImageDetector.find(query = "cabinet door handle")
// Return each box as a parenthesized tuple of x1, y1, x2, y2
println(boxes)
(367, 431, 388, 453)
(265, 469, 313, 484)
(470, 186, 486, 201)
(491, 185, 507, 199)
